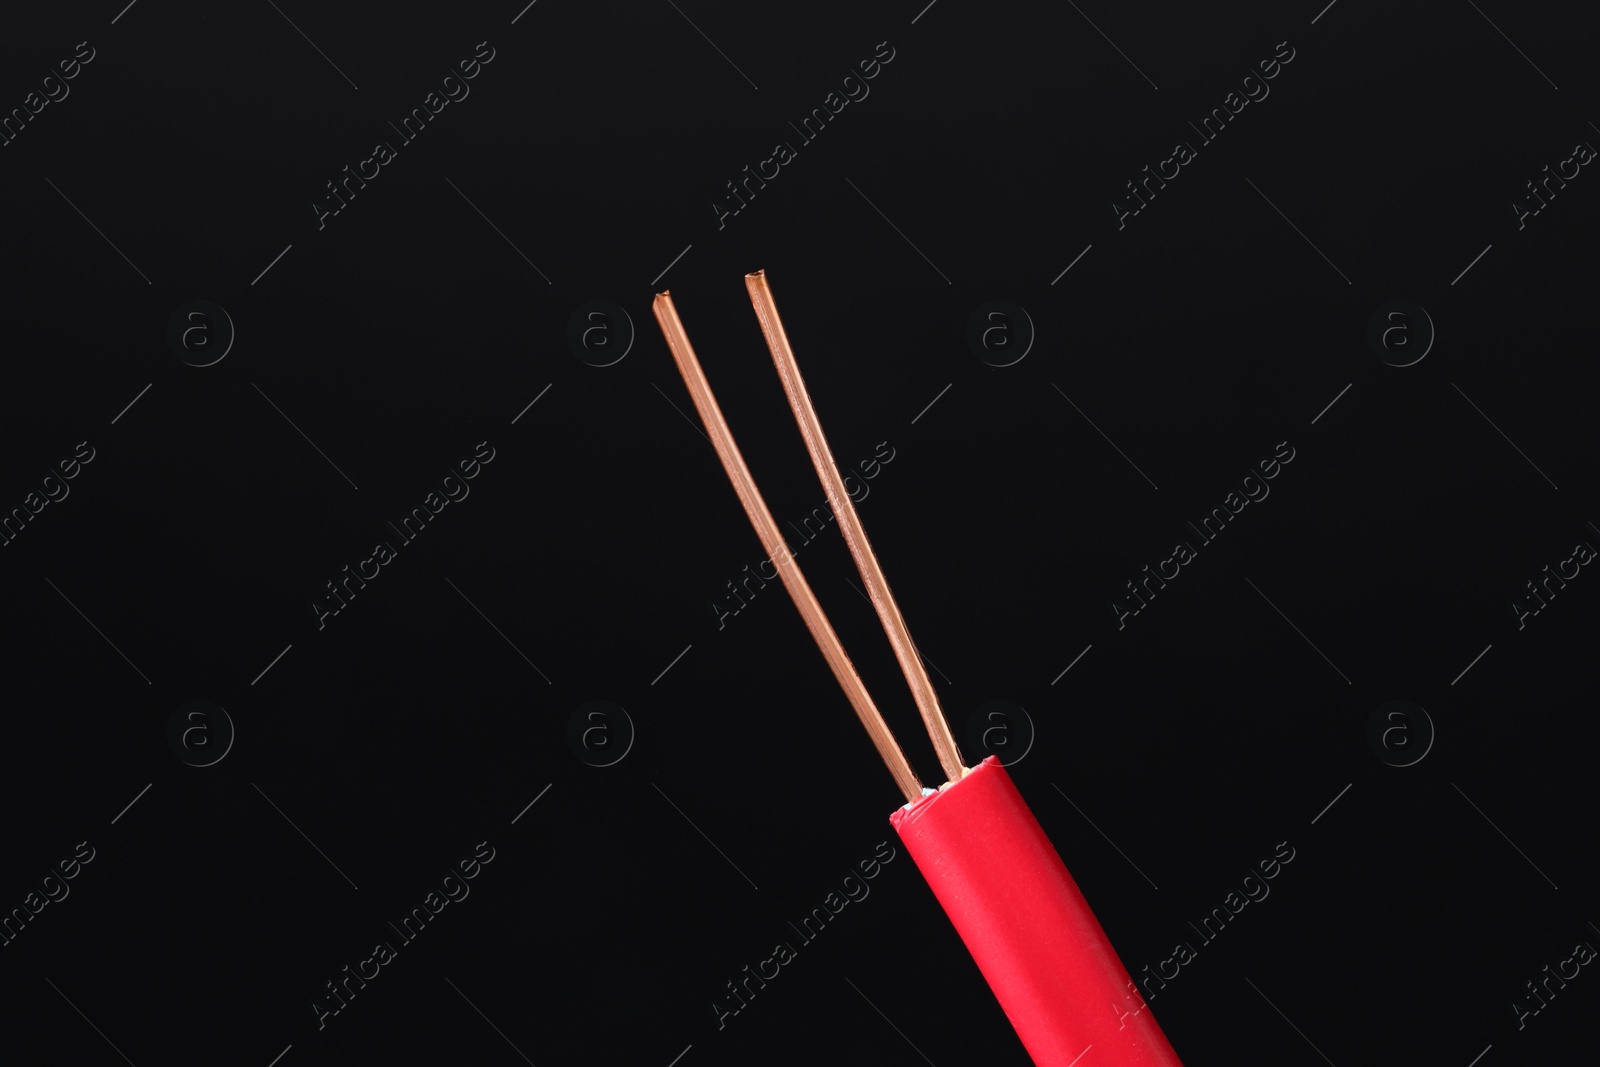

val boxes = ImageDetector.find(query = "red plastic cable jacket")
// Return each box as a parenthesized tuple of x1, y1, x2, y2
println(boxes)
(890, 756, 1184, 1066)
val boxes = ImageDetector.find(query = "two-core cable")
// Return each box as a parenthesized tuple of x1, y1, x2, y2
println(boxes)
(651, 287, 928, 802)
(654, 274, 1187, 1066)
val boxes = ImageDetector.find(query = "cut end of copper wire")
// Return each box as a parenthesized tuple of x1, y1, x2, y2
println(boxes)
(744, 270, 968, 783)
(651, 288, 924, 803)
(651, 275, 971, 796)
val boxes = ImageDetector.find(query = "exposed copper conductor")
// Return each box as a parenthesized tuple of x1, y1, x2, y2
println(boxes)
(652, 289, 925, 802)
(743, 270, 967, 784)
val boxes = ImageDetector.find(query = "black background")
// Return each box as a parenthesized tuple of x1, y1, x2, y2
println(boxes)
(2, 1, 1597, 1064)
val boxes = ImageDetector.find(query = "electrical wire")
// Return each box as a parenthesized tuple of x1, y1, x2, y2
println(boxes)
(652, 273, 1187, 1067)
(651, 290, 924, 802)
(745, 270, 968, 784)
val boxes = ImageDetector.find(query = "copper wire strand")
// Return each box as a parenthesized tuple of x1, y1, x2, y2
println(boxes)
(744, 271, 969, 785)
(651, 291, 924, 803)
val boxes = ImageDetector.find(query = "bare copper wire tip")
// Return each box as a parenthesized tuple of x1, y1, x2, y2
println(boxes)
(652, 274, 969, 797)
(743, 270, 967, 784)
(652, 289, 924, 802)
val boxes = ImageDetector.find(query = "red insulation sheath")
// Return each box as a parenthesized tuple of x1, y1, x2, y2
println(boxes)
(889, 756, 1183, 1066)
